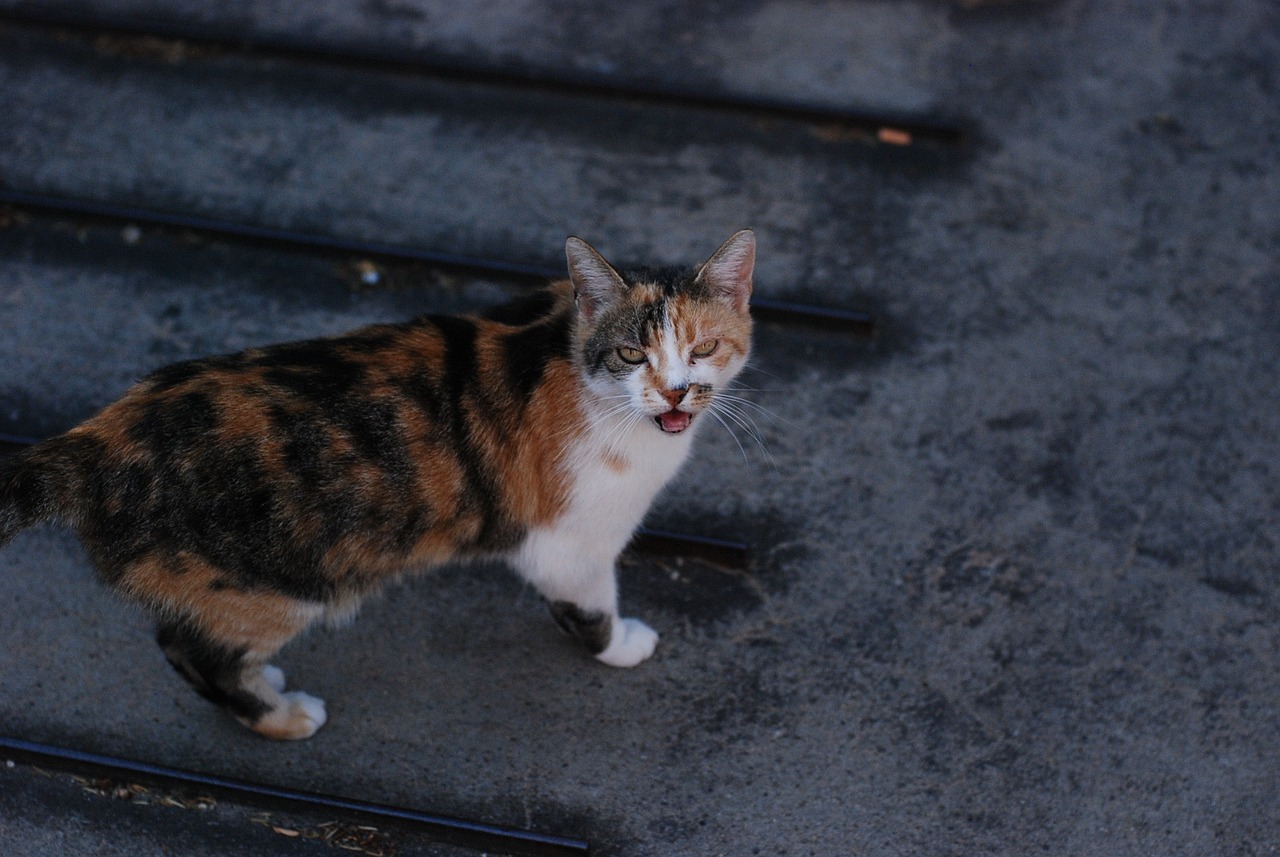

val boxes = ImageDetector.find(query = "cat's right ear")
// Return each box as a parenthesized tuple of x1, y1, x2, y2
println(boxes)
(566, 237, 627, 323)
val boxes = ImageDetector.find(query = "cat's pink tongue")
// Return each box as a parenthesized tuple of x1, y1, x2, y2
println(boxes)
(657, 410, 692, 433)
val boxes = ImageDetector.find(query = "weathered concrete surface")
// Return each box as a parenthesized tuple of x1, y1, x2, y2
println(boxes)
(0, 15, 950, 302)
(0, 756, 476, 857)
(1, 1, 1278, 855)
(0, 0, 952, 113)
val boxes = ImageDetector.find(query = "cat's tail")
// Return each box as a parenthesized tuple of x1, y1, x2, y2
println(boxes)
(0, 436, 82, 548)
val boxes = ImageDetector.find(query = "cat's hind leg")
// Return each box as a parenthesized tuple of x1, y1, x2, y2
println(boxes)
(156, 621, 326, 740)
(115, 550, 331, 739)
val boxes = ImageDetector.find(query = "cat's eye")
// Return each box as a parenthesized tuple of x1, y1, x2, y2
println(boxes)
(691, 339, 718, 359)
(616, 345, 646, 364)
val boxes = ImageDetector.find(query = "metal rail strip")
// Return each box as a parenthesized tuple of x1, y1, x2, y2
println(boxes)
(0, 735, 590, 856)
(0, 189, 876, 337)
(0, 6, 966, 147)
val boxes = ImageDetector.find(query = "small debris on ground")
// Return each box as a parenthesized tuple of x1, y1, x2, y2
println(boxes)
(71, 775, 216, 810)
(251, 813, 398, 856)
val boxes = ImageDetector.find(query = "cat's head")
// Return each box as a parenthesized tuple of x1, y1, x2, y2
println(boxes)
(566, 230, 755, 435)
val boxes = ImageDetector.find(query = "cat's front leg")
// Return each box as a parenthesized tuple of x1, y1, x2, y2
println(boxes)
(514, 533, 658, 668)
(597, 615, 659, 667)
(549, 601, 658, 668)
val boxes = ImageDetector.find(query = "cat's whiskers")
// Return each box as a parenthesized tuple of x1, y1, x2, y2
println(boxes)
(597, 410, 647, 462)
(713, 380, 782, 441)
(716, 391, 788, 426)
(539, 395, 630, 448)
(704, 407, 751, 463)
(556, 395, 647, 462)
(706, 395, 776, 468)
(584, 398, 639, 434)
(738, 359, 784, 384)
(717, 403, 771, 455)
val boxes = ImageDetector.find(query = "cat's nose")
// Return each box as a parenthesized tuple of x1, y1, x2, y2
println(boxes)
(661, 386, 688, 408)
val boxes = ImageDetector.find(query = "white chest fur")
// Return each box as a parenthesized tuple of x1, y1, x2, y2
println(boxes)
(510, 408, 698, 590)
(559, 413, 696, 556)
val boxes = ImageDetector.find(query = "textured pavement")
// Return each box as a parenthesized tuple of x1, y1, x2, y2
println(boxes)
(1, 2, 1278, 855)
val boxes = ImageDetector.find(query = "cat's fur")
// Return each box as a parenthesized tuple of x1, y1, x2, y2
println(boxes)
(0, 230, 755, 739)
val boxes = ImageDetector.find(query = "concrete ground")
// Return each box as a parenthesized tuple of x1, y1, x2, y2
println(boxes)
(1, 1, 1277, 855)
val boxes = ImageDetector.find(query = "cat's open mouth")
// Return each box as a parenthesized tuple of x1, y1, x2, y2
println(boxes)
(655, 409, 693, 433)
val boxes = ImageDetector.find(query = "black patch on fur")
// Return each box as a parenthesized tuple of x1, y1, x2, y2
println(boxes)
(0, 433, 94, 544)
(635, 298, 667, 348)
(79, 458, 160, 585)
(127, 390, 219, 458)
(549, 601, 613, 655)
(335, 396, 412, 479)
(270, 405, 361, 549)
(265, 401, 427, 567)
(500, 307, 573, 401)
(334, 397, 427, 550)
(251, 339, 369, 406)
(244, 337, 424, 557)
(272, 405, 340, 492)
(172, 443, 272, 572)
(91, 431, 334, 601)
(431, 315, 479, 397)
(397, 355, 446, 426)
(156, 623, 272, 722)
(621, 264, 708, 301)
(481, 288, 558, 326)
(341, 326, 400, 353)
(0, 454, 41, 546)
(427, 315, 518, 551)
(144, 359, 207, 393)
(144, 354, 245, 393)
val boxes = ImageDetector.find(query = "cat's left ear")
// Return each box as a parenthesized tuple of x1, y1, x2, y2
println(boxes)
(696, 229, 755, 314)
(566, 237, 628, 323)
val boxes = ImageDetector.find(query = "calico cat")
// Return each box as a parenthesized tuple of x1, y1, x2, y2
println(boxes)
(0, 230, 755, 739)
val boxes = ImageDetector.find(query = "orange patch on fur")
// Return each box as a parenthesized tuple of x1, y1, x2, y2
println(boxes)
(120, 554, 315, 654)
(668, 294, 753, 370)
(504, 360, 580, 525)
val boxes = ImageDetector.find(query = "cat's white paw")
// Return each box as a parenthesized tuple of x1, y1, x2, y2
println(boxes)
(262, 665, 286, 692)
(249, 691, 328, 740)
(286, 692, 328, 730)
(596, 618, 659, 668)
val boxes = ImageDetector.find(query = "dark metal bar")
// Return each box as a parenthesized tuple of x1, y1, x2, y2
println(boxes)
(0, 7, 965, 146)
(0, 188, 557, 281)
(0, 735, 589, 856)
(0, 189, 877, 335)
